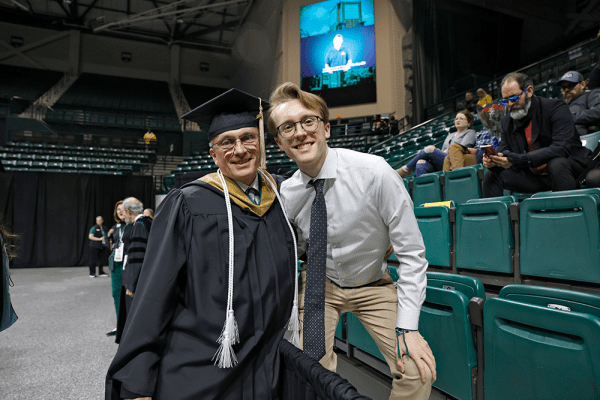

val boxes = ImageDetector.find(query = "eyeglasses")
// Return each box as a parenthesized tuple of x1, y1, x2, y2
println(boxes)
(499, 89, 526, 105)
(560, 82, 578, 92)
(277, 115, 322, 138)
(210, 133, 259, 151)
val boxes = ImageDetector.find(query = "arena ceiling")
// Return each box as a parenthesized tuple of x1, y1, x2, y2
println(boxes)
(0, 0, 258, 53)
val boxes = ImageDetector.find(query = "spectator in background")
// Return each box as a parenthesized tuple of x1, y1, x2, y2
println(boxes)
(143, 129, 157, 150)
(476, 88, 492, 109)
(106, 201, 128, 337)
(1, 218, 18, 332)
(389, 115, 399, 134)
(397, 110, 477, 177)
(143, 208, 154, 219)
(88, 216, 108, 278)
(460, 91, 478, 113)
(555, 71, 600, 136)
(372, 114, 386, 134)
(116, 197, 152, 342)
(482, 72, 590, 197)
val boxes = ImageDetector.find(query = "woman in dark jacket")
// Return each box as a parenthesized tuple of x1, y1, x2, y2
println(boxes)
(1, 221, 18, 332)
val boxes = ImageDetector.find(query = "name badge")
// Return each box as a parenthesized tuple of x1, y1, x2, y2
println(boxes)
(114, 247, 124, 262)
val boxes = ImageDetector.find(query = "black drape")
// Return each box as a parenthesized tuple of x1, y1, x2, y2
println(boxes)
(413, 0, 523, 122)
(0, 171, 153, 268)
(279, 340, 372, 400)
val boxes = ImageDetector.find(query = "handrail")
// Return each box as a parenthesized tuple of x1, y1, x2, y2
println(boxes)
(369, 112, 453, 152)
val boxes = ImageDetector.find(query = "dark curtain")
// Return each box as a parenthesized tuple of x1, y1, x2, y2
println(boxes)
(0, 171, 153, 268)
(413, 0, 523, 122)
(278, 340, 372, 400)
(413, 0, 442, 124)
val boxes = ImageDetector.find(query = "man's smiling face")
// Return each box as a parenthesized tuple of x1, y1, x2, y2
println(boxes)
(272, 99, 330, 176)
(209, 127, 260, 185)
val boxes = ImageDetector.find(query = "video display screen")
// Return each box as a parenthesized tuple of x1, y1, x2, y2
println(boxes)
(300, 0, 376, 108)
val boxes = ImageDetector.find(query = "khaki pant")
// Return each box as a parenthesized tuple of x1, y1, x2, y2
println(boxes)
(298, 270, 433, 400)
(443, 142, 478, 172)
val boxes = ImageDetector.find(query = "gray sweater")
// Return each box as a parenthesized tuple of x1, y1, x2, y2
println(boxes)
(441, 128, 477, 152)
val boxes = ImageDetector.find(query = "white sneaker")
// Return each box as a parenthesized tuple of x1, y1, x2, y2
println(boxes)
(99, 273, 108, 277)
(90, 275, 96, 278)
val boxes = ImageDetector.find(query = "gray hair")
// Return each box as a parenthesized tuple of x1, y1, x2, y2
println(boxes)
(122, 197, 144, 215)
(501, 72, 533, 92)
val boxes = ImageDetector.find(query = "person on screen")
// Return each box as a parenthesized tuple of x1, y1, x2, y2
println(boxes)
(324, 34, 352, 74)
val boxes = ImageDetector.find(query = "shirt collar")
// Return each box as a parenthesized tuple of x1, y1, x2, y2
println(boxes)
(234, 171, 260, 193)
(300, 147, 338, 188)
(134, 213, 144, 222)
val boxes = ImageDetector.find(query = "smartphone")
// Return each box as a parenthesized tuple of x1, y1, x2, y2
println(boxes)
(481, 145, 498, 157)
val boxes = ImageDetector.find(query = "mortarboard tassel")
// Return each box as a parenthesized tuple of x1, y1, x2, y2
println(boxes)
(258, 99, 267, 170)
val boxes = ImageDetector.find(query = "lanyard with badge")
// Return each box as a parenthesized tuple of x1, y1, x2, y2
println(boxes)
(114, 224, 125, 262)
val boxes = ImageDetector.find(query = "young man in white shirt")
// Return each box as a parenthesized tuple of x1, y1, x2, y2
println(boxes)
(267, 82, 435, 400)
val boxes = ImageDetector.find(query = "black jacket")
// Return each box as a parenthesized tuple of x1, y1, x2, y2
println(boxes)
(496, 96, 590, 170)
(569, 89, 600, 136)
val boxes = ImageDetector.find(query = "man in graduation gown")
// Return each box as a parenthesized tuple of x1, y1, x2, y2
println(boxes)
(106, 89, 299, 400)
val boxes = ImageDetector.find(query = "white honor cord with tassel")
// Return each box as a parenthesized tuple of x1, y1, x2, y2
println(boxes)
(213, 169, 240, 368)
(263, 173, 301, 348)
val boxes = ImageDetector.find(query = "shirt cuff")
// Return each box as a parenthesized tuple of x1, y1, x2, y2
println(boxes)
(396, 308, 421, 331)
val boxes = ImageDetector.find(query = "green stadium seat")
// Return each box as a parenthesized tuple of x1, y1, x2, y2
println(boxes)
(78, 163, 92, 172)
(30, 161, 46, 171)
(46, 162, 62, 172)
(580, 130, 600, 151)
(412, 171, 444, 207)
(163, 174, 175, 190)
(414, 205, 454, 268)
(118, 165, 133, 174)
(520, 191, 600, 283)
(19, 154, 35, 161)
(420, 272, 485, 400)
(15, 160, 32, 170)
(444, 165, 482, 204)
(62, 162, 78, 172)
(455, 196, 517, 273)
(484, 285, 600, 400)
(2, 160, 17, 170)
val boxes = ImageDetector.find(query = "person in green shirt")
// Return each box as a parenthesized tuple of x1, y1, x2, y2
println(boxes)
(88, 216, 108, 278)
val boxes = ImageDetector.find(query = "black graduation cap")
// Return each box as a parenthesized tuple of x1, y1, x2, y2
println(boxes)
(181, 88, 269, 142)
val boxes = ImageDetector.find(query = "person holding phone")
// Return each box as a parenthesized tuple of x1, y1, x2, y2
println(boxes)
(397, 110, 477, 177)
(443, 116, 500, 171)
(482, 72, 590, 197)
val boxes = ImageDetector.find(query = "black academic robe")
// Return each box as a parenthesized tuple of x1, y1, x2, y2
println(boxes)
(106, 180, 296, 400)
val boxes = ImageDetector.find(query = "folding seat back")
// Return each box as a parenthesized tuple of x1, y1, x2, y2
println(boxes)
(520, 193, 600, 283)
(484, 285, 600, 400)
(412, 171, 444, 207)
(456, 196, 515, 273)
(414, 205, 453, 268)
(580, 130, 600, 151)
(444, 165, 482, 205)
(419, 272, 485, 400)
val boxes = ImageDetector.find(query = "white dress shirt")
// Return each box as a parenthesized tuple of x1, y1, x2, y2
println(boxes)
(234, 173, 261, 204)
(280, 148, 428, 329)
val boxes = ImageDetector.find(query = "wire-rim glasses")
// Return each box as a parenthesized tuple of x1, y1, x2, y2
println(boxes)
(210, 133, 259, 151)
(276, 116, 322, 138)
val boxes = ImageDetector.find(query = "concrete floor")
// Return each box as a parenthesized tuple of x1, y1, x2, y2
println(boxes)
(0, 267, 452, 400)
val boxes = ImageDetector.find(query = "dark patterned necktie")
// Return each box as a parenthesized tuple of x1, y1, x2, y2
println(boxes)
(246, 187, 260, 204)
(304, 179, 327, 360)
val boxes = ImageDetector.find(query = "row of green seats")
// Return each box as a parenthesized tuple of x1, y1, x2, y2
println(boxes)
(337, 271, 600, 400)
(2, 160, 133, 174)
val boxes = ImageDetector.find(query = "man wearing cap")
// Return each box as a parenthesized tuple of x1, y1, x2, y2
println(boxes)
(106, 89, 299, 400)
(555, 70, 600, 136)
(482, 72, 591, 197)
(267, 82, 435, 400)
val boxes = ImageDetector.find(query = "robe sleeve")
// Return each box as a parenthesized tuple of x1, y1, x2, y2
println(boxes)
(107, 189, 191, 398)
(121, 221, 149, 294)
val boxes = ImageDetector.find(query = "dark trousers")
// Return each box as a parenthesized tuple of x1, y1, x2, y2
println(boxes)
(88, 247, 106, 276)
(483, 157, 585, 198)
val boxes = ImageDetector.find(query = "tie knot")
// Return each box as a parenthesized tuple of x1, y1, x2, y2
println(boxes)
(309, 179, 324, 193)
